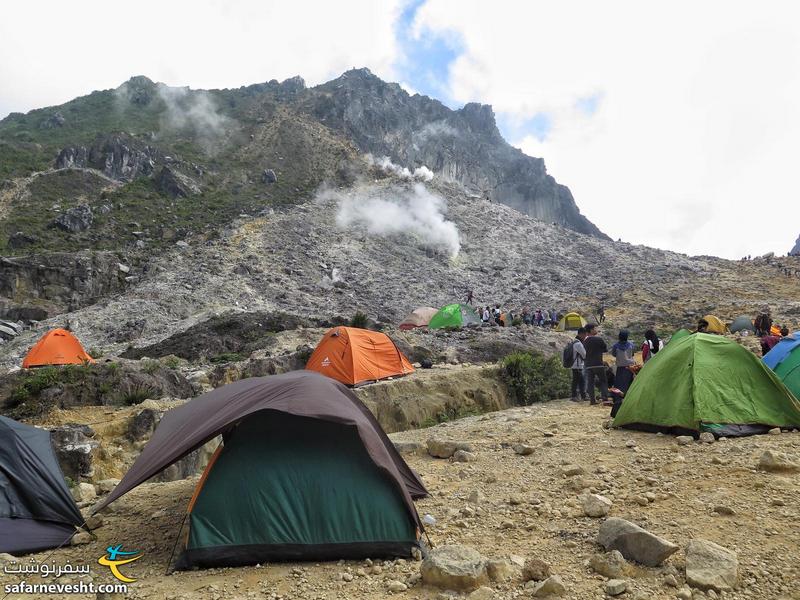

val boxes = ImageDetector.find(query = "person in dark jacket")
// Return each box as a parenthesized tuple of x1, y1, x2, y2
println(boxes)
(583, 323, 609, 405)
(610, 330, 636, 394)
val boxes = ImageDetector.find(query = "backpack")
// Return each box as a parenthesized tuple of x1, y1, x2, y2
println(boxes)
(562, 340, 575, 368)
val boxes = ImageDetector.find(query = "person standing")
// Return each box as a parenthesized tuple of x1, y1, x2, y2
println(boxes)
(642, 329, 663, 363)
(583, 323, 609, 405)
(570, 327, 588, 402)
(610, 330, 636, 393)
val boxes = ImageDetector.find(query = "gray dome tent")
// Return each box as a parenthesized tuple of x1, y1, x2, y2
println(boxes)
(0, 417, 84, 555)
(730, 315, 755, 333)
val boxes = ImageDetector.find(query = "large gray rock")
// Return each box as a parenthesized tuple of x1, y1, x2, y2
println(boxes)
(581, 493, 613, 517)
(155, 166, 200, 198)
(426, 438, 472, 459)
(685, 539, 738, 591)
(420, 544, 488, 591)
(530, 575, 566, 597)
(52, 204, 93, 233)
(758, 450, 800, 472)
(51, 424, 99, 480)
(55, 133, 158, 181)
(597, 517, 678, 567)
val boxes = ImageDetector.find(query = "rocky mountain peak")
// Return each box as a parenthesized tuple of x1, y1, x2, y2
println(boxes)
(791, 234, 800, 256)
(458, 102, 501, 139)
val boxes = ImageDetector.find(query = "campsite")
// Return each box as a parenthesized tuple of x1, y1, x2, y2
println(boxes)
(3, 6, 800, 597)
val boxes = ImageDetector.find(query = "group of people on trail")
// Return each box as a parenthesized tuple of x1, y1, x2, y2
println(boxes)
(566, 325, 664, 415)
(521, 307, 560, 327)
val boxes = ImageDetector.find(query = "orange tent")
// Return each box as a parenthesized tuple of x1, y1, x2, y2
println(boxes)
(306, 327, 414, 386)
(22, 329, 94, 368)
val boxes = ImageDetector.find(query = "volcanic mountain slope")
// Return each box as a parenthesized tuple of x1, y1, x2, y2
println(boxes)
(1, 166, 798, 369)
(0, 68, 599, 260)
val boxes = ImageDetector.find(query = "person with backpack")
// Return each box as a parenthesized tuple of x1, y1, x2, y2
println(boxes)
(566, 327, 588, 402)
(583, 323, 609, 405)
(754, 312, 772, 337)
(610, 330, 636, 394)
(641, 329, 663, 363)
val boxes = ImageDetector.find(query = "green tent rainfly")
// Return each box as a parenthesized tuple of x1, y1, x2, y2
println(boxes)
(428, 303, 481, 329)
(613, 333, 800, 437)
(773, 344, 800, 401)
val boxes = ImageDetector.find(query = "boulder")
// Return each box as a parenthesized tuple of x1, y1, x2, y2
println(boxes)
(604, 579, 628, 596)
(581, 493, 613, 517)
(7, 231, 38, 249)
(420, 544, 489, 591)
(676, 435, 694, 445)
(393, 441, 425, 455)
(71, 482, 97, 502)
(52, 204, 93, 233)
(589, 551, 628, 578)
(513, 443, 534, 455)
(426, 438, 472, 459)
(97, 478, 121, 494)
(522, 557, 551, 581)
(699, 432, 715, 443)
(486, 559, 514, 582)
(386, 580, 407, 593)
(530, 575, 566, 597)
(454, 449, 477, 463)
(685, 539, 738, 591)
(70, 531, 93, 545)
(758, 450, 800, 472)
(127, 408, 160, 441)
(50, 424, 99, 480)
(597, 517, 678, 566)
(155, 166, 200, 198)
(262, 169, 278, 184)
(467, 587, 495, 600)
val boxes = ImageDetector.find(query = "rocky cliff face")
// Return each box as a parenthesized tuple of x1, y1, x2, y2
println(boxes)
(791, 235, 800, 256)
(306, 69, 605, 237)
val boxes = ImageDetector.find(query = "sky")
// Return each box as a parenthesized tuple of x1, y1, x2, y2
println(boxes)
(2, 0, 799, 259)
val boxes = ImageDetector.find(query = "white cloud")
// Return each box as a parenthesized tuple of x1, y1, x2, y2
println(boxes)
(0, 0, 404, 117)
(415, 0, 800, 258)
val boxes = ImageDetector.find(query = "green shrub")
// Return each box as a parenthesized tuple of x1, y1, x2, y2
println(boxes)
(511, 317, 523, 327)
(500, 351, 571, 405)
(9, 367, 61, 407)
(163, 355, 181, 370)
(141, 359, 160, 375)
(349, 311, 369, 329)
(118, 383, 157, 406)
(209, 352, 244, 364)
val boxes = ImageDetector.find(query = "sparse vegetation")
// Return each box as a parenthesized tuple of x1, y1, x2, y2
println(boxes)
(500, 350, 570, 405)
(209, 352, 244, 364)
(421, 406, 481, 428)
(118, 383, 157, 406)
(350, 311, 369, 329)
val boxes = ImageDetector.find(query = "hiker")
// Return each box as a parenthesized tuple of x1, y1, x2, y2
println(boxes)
(465, 289, 474, 305)
(696, 318, 709, 334)
(642, 329, 663, 363)
(754, 312, 772, 337)
(522, 306, 531, 325)
(761, 333, 781, 356)
(610, 330, 636, 394)
(549, 309, 558, 328)
(597, 303, 606, 323)
(533, 308, 542, 326)
(583, 323, 609, 405)
(482, 306, 491, 324)
(541, 309, 551, 328)
(493, 304, 502, 325)
(568, 327, 588, 402)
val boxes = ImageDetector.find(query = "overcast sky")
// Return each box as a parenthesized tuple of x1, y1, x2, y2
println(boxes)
(2, 0, 799, 259)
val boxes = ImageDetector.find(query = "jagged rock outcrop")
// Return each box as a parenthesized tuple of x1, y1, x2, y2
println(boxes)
(307, 68, 606, 237)
(55, 133, 159, 181)
(790, 235, 800, 256)
(51, 204, 93, 233)
(40, 111, 65, 129)
(154, 166, 200, 198)
(0, 251, 130, 313)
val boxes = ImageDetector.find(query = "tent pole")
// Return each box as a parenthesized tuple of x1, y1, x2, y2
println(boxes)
(164, 512, 189, 575)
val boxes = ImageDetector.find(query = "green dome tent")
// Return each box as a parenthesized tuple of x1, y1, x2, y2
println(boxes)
(730, 315, 755, 333)
(613, 333, 800, 437)
(669, 328, 692, 343)
(428, 304, 481, 330)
